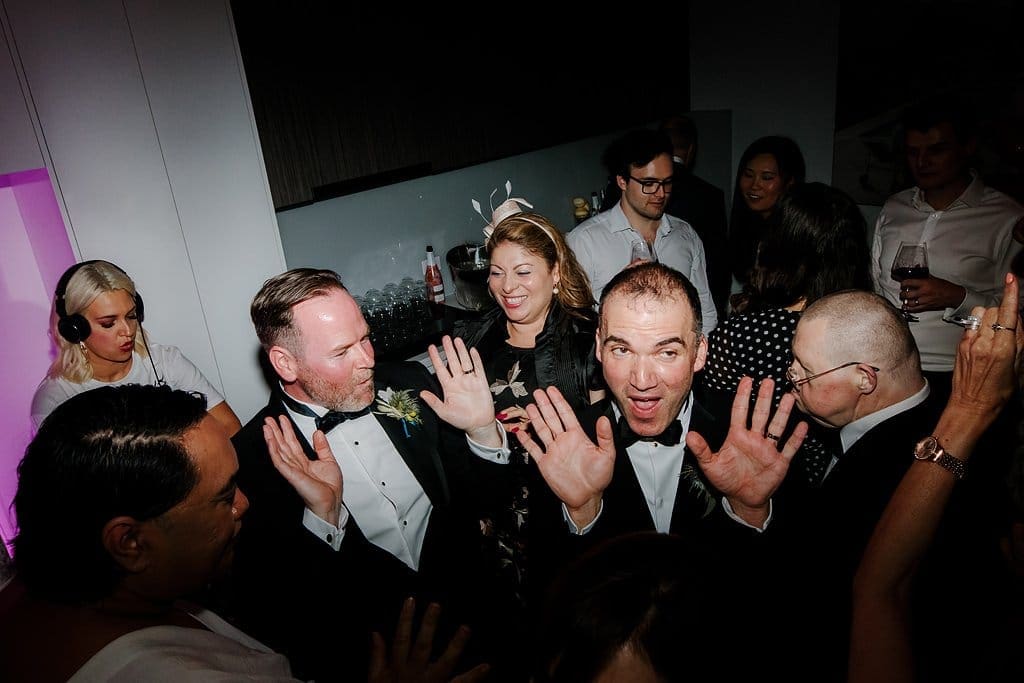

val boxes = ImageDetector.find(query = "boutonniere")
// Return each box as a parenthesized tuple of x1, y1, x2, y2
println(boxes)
(679, 463, 718, 520)
(374, 388, 422, 437)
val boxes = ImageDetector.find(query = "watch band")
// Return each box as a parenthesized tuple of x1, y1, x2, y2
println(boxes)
(932, 451, 967, 480)
(914, 436, 966, 480)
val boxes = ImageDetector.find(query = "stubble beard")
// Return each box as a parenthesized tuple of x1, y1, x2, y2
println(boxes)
(299, 370, 375, 412)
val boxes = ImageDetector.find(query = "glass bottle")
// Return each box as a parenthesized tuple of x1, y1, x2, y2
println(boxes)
(424, 245, 446, 319)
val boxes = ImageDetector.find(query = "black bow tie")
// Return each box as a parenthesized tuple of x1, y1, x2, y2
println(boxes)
(617, 415, 683, 447)
(279, 391, 371, 435)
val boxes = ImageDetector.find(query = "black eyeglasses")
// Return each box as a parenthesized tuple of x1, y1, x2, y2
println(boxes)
(628, 176, 674, 194)
(786, 361, 880, 388)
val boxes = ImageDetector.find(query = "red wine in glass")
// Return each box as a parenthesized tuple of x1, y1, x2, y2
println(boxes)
(890, 242, 928, 322)
(891, 265, 930, 281)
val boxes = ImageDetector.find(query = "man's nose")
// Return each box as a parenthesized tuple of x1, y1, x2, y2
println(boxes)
(357, 339, 376, 367)
(630, 357, 656, 389)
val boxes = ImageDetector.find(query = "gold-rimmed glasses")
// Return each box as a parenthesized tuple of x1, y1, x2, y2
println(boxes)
(786, 361, 880, 388)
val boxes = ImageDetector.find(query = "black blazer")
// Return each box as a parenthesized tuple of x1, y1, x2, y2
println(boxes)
(665, 166, 730, 318)
(527, 397, 788, 680)
(222, 361, 502, 682)
(529, 398, 779, 585)
(772, 394, 940, 682)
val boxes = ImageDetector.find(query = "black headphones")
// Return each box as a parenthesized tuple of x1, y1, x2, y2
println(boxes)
(54, 260, 145, 343)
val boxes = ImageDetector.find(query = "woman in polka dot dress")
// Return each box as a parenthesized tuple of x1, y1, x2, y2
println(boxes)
(698, 182, 873, 484)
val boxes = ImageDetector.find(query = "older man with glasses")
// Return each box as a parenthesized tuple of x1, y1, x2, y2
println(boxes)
(773, 288, 940, 680)
(567, 128, 718, 333)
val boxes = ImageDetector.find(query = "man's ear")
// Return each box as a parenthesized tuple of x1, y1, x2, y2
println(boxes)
(615, 174, 628, 192)
(594, 328, 603, 363)
(268, 345, 298, 382)
(681, 143, 696, 169)
(857, 364, 879, 395)
(101, 517, 149, 573)
(693, 334, 708, 373)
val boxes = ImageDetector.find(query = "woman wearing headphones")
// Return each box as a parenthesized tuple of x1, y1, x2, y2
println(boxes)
(31, 260, 242, 435)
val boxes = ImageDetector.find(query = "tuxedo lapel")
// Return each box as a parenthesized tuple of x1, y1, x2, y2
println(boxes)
(671, 446, 719, 529)
(371, 381, 450, 507)
(672, 400, 720, 530)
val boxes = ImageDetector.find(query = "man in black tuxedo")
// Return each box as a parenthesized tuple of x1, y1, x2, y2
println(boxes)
(778, 289, 938, 680)
(516, 262, 808, 679)
(519, 262, 804, 542)
(782, 289, 1010, 682)
(659, 115, 730, 318)
(224, 268, 509, 682)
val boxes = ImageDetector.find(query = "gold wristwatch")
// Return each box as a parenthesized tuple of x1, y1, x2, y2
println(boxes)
(913, 436, 966, 480)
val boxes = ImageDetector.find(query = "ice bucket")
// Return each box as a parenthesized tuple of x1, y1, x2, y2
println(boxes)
(446, 243, 495, 312)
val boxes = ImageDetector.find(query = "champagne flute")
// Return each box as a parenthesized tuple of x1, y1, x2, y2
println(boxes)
(890, 241, 929, 322)
(630, 239, 658, 264)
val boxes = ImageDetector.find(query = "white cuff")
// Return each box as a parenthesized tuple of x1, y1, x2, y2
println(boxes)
(302, 505, 349, 551)
(722, 497, 772, 532)
(466, 420, 512, 463)
(562, 499, 604, 535)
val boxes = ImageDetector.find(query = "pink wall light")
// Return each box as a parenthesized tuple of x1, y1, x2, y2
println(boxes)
(0, 168, 74, 554)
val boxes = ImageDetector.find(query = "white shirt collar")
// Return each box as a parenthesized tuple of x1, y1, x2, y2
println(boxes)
(839, 380, 930, 453)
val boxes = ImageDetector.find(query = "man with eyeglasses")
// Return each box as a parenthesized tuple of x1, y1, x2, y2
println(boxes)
(567, 128, 718, 333)
(775, 288, 939, 680)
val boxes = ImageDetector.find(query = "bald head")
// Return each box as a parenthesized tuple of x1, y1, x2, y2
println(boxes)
(800, 290, 921, 385)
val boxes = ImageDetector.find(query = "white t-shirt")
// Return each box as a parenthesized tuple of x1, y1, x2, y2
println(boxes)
(68, 603, 297, 682)
(31, 342, 224, 428)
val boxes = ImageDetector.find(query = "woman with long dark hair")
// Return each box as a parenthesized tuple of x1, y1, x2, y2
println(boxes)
(729, 135, 807, 291)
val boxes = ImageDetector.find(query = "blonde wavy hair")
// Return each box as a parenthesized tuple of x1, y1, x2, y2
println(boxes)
(487, 212, 596, 320)
(49, 261, 148, 383)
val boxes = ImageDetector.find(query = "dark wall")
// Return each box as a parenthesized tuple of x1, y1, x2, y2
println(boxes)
(232, 5, 691, 209)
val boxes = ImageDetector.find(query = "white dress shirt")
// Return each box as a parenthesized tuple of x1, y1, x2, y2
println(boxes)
(567, 203, 718, 333)
(871, 173, 1023, 371)
(284, 391, 509, 571)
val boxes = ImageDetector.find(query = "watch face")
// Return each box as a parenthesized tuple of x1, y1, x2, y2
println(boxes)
(914, 435, 940, 461)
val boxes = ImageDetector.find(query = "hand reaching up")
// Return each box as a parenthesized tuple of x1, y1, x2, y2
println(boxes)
(516, 386, 616, 528)
(420, 336, 502, 447)
(263, 415, 343, 526)
(687, 376, 807, 526)
(369, 598, 490, 683)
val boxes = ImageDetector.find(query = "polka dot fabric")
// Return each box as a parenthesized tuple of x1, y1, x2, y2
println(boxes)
(701, 308, 836, 486)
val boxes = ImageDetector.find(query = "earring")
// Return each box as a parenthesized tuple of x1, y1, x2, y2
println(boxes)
(231, 506, 239, 517)
(79, 341, 88, 354)
(553, 285, 559, 295)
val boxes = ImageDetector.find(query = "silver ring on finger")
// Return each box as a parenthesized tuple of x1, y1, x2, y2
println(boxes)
(766, 432, 780, 442)
(991, 323, 1018, 332)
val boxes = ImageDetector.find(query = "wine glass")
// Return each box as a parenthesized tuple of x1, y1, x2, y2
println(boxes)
(630, 239, 658, 264)
(890, 242, 929, 322)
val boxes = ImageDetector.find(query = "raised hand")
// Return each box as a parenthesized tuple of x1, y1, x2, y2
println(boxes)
(516, 386, 616, 528)
(368, 598, 490, 683)
(420, 335, 501, 447)
(686, 376, 807, 526)
(949, 272, 1023, 428)
(263, 415, 343, 526)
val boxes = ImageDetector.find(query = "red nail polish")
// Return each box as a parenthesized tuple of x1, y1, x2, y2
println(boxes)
(510, 427, 520, 433)
(496, 412, 507, 420)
